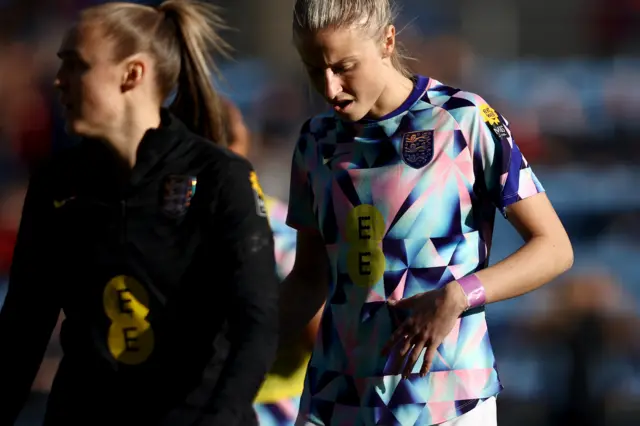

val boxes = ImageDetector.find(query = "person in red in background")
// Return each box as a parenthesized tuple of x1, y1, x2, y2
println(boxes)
(222, 98, 323, 426)
(0, 184, 26, 276)
(0, 41, 52, 172)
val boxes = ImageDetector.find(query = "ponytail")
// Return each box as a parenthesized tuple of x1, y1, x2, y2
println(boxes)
(158, 0, 231, 145)
(79, 0, 231, 144)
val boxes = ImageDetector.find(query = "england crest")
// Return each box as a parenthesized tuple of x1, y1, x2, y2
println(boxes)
(161, 175, 197, 218)
(400, 130, 434, 169)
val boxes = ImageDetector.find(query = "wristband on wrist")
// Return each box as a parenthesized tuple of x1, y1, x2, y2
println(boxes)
(457, 274, 486, 310)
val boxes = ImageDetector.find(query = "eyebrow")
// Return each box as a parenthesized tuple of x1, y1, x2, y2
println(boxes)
(56, 49, 79, 59)
(303, 55, 359, 68)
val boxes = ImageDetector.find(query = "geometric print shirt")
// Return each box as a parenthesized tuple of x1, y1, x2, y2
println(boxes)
(286, 75, 544, 425)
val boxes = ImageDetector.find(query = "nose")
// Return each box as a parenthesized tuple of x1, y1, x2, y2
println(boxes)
(54, 67, 66, 90)
(323, 69, 342, 100)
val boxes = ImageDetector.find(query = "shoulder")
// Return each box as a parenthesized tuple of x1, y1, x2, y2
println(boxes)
(292, 112, 341, 164)
(184, 136, 265, 213)
(307, 112, 339, 135)
(413, 79, 512, 145)
(419, 79, 503, 126)
(48, 142, 89, 168)
(184, 132, 256, 179)
(301, 112, 340, 143)
(38, 142, 94, 184)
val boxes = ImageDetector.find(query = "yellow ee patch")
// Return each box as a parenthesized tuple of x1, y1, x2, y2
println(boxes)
(103, 275, 154, 365)
(249, 171, 268, 217)
(480, 104, 501, 126)
(479, 103, 509, 139)
(345, 204, 386, 288)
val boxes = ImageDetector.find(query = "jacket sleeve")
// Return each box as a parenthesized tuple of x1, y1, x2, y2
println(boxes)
(198, 158, 279, 425)
(0, 165, 61, 424)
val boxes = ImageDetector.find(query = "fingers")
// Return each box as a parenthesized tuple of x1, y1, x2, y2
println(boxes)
(388, 336, 409, 375)
(383, 319, 432, 378)
(388, 295, 416, 309)
(420, 341, 440, 377)
(385, 329, 442, 379)
(402, 338, 426, 379)
(381, 321, 410, 355)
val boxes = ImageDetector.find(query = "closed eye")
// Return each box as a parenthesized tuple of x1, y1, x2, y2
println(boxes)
(57, 50, 89, 72)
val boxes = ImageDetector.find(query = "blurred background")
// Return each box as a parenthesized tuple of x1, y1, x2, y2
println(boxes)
(0, 0, 639, 424)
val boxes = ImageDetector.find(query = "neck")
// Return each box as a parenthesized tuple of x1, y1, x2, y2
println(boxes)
(104, 106, 162, 168)
(367, 68, 414, 119)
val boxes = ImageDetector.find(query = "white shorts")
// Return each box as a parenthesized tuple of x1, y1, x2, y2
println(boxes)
(297, 396, 498, 426)
(437, 397, 497, 426)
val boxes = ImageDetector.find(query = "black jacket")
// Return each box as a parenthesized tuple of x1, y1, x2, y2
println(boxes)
(0, 111, 279, 425)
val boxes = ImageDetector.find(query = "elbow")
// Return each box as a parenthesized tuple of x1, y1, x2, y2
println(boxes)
(563, 243, 574, 273)
(228, 304, 279, 369)
(532, 231, 573, 282)
(554, 234, 574, 276)
(245, 306, 279, 360)
(233, 299, 279, 342)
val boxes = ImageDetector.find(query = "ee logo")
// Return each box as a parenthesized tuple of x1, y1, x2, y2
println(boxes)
(103, 275, 154, 365)
(346, 204, 386, 288)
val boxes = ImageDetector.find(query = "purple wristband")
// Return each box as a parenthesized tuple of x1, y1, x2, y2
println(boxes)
(458, 274, 486, 310)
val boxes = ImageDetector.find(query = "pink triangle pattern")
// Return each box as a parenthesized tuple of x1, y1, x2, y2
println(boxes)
(370, 164, 423, 232)
(453, 368, 494, 401)
(388, 269, 409, 302)
(425, 401, 457, 424)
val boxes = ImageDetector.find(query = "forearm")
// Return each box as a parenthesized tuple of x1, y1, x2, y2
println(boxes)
(0, 296, 59, 423)
(270, 297, 323, 378)
(206, 315, 278, 418)
(203, 254, 279, 422)
(475, 233, 573, 305)
(279, 269, 327, 346)
(303, 304, 324, 349)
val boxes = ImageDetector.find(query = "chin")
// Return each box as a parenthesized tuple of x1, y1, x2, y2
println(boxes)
(336, 107, 368, 122)
(65, 119, 93, 138)
(64, 121, 78, 136)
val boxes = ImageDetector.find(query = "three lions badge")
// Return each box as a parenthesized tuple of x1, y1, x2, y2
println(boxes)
(401, 130, 434, 169)
(161, 175, 197, 218)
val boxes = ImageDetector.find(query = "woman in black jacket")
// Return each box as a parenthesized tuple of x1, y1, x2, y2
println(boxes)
(0, 1, 279, 425)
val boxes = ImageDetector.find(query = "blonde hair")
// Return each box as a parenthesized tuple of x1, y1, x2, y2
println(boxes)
(80, 0, 230, 144)
(292, 0, 411, 77)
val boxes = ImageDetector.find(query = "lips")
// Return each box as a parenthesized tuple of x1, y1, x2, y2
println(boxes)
(332, 99, 354, 113)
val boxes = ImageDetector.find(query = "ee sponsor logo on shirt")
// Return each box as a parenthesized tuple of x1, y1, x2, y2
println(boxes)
(103, 275, 154, 365)
(346, 204, 386, 288)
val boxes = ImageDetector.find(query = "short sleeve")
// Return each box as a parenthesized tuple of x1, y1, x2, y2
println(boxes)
(265, 196, 297, 281)
(286, 121, 319, 232)
(471, 102, 544, 217)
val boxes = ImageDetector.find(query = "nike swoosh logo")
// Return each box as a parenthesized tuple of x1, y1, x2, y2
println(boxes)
(53, 196, 76, 208)
(322, 152, 350, 166)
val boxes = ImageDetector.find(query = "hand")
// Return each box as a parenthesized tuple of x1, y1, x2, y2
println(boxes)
(381, 281, 468, 378)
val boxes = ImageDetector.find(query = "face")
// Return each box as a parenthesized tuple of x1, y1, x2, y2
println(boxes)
(54, 24, 125, 138)
(223, 99, 251, 158)
(296, 26, 394, 121)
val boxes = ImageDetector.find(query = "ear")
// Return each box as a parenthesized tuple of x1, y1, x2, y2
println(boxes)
(382, 25, 396, 58)
(121, 58, 145, 93)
